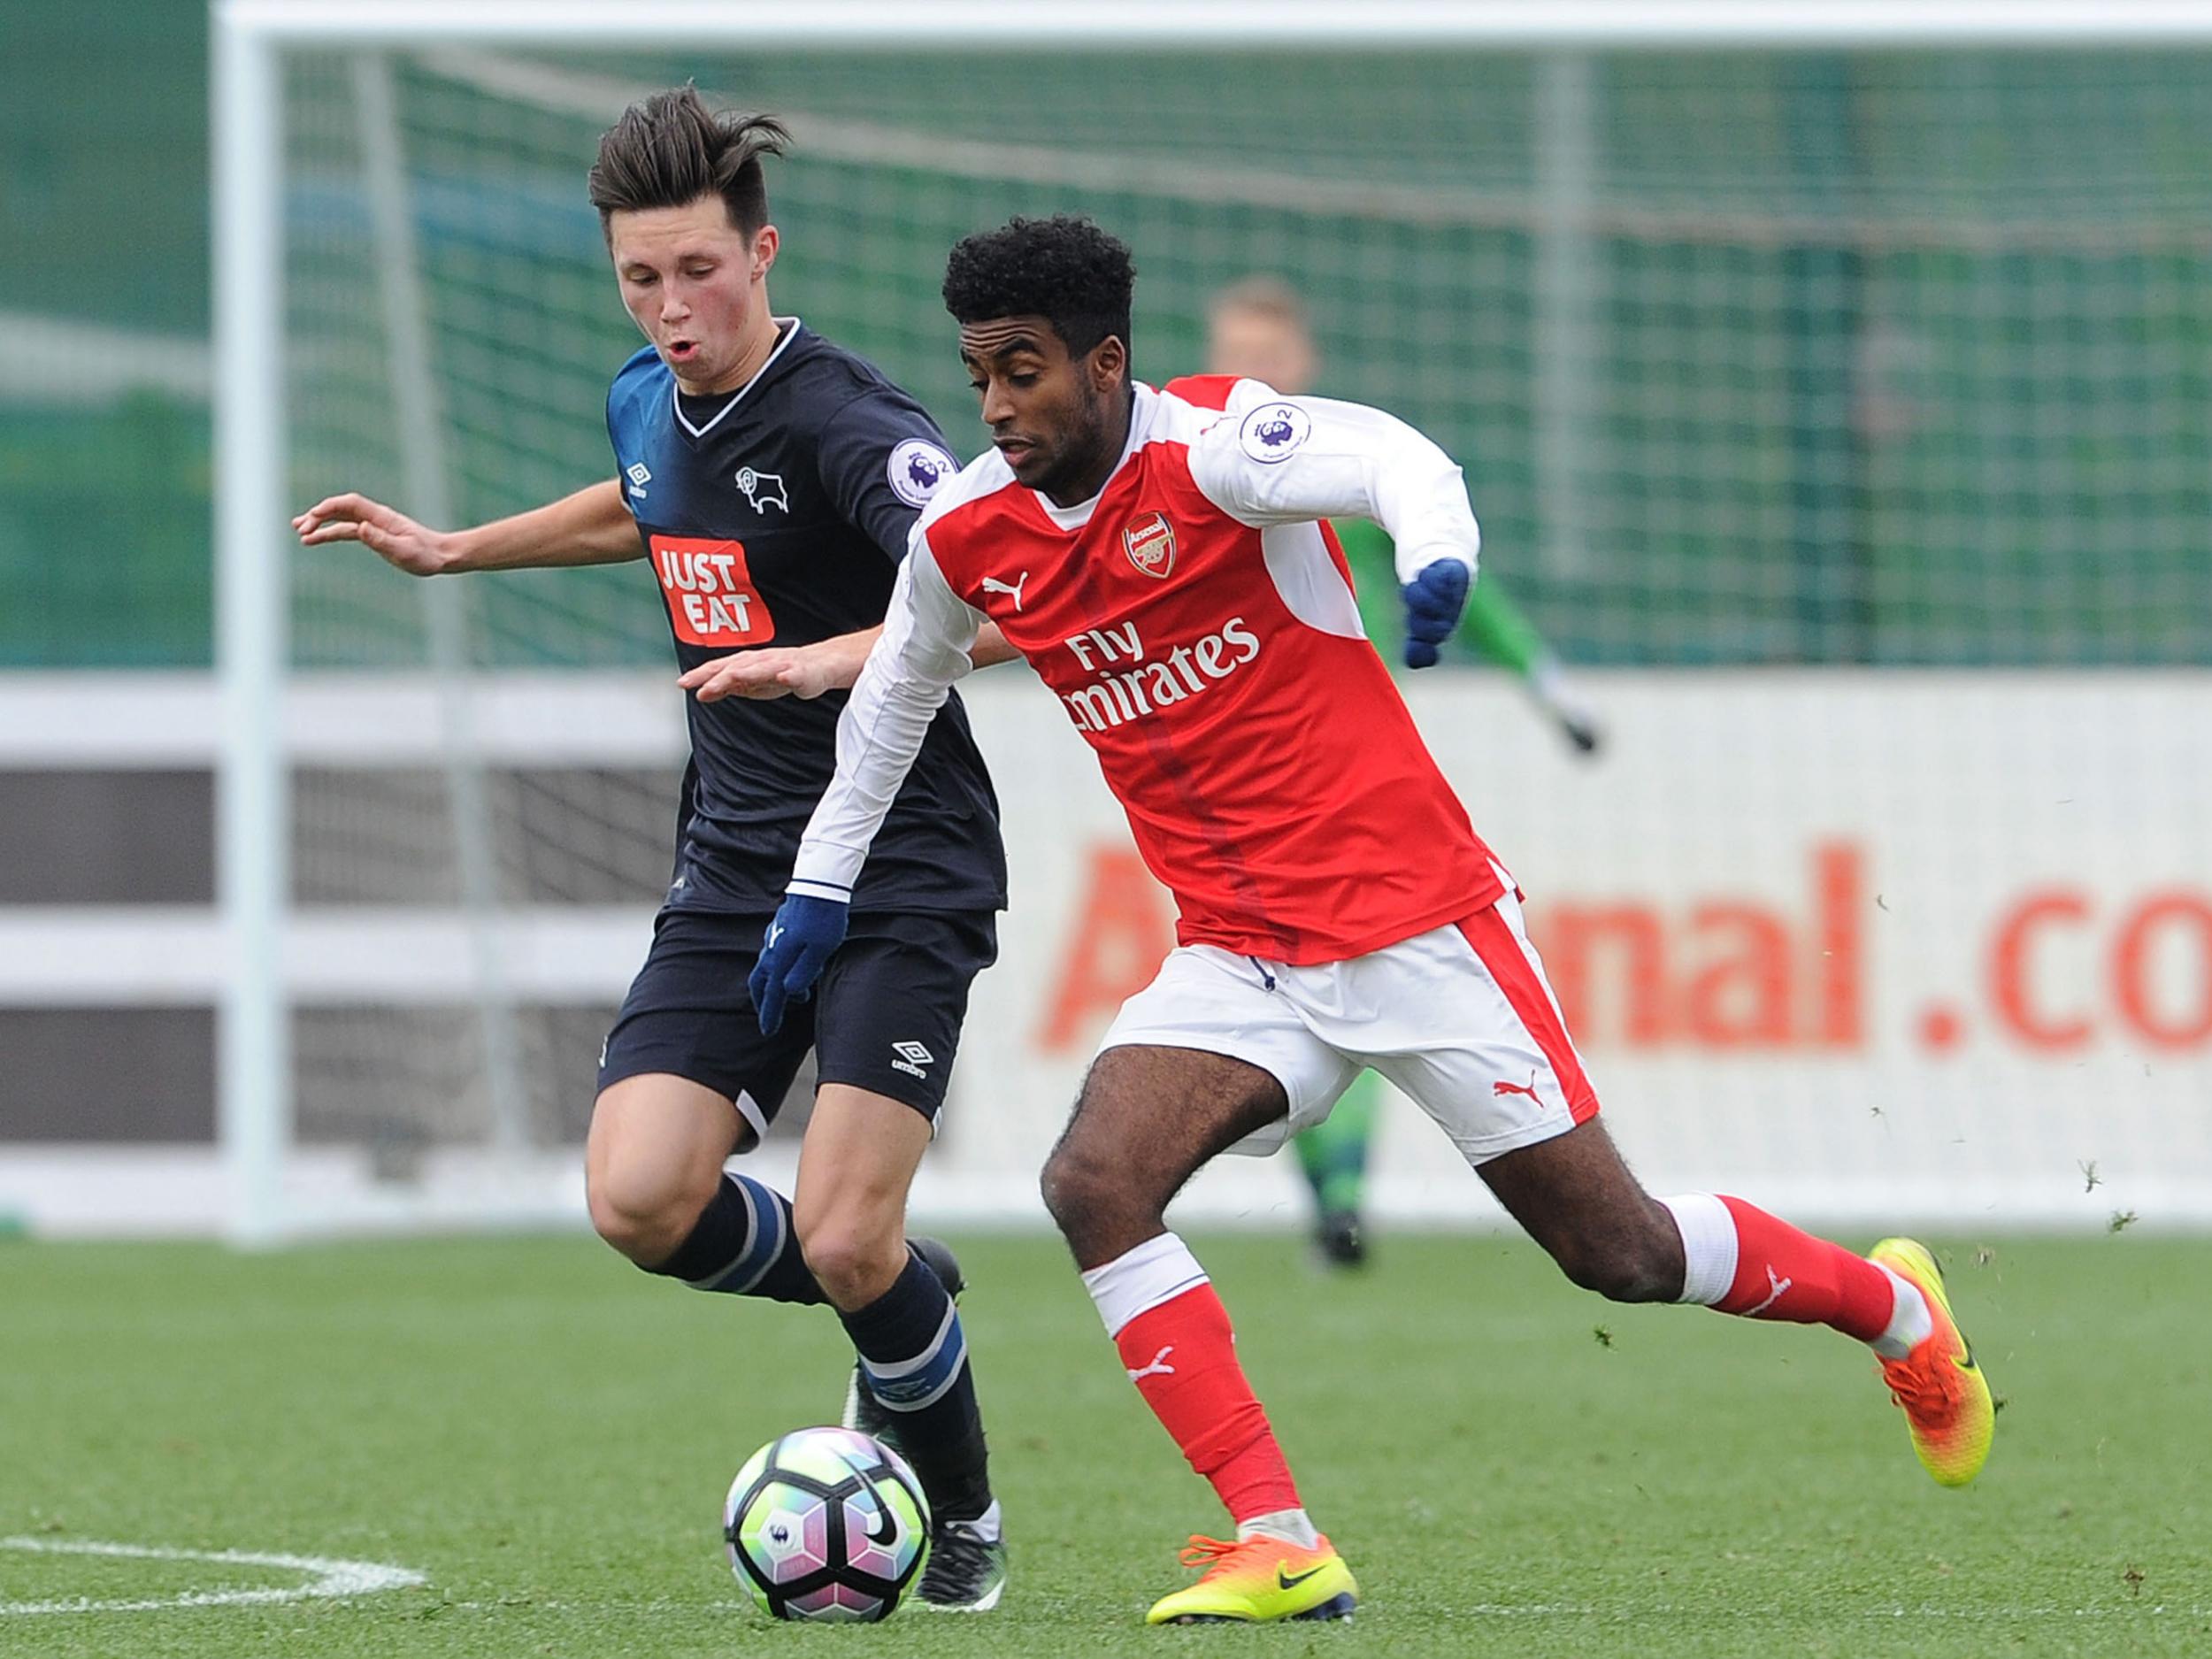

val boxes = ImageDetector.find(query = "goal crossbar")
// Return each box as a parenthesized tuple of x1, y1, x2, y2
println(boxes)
(219, 1, 2212, 50)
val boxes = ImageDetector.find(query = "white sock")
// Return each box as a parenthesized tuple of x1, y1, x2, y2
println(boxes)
(1870, 1266, 1933, 1360)
(1079, 1232, 1210, 1340)
(952, 1498, 1003, 1543)
(1236, 1508, 1319, 1550)
(1657, 1193, 1739, 1305)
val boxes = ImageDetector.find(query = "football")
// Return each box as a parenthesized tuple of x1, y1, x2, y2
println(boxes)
(722, 1426, 931, 1621)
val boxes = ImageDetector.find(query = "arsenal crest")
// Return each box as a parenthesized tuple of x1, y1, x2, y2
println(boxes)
(1122, 511, 1176, 580)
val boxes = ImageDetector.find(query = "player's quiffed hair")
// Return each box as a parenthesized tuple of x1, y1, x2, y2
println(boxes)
(588, 85, 788, 237)
(942, 216, 1136, 367)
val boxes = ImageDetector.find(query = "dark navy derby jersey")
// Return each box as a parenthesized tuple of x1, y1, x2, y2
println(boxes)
(605, 319, 1006, 916)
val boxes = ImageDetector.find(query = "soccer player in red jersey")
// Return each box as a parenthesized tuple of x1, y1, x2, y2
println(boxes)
(1202, 275, 1608, 1273)
(750, 216, 1995, 1624)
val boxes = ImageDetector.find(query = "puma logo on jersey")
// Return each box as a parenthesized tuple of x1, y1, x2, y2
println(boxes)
(1492, 1072, 1543, 1103)
(980, 572, 1029, 611)
(1126, 1345, 1176, 1383)
(735, 466, 789, 513)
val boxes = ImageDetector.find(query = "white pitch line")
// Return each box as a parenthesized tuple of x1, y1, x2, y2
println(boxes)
(1455, 1601, 2206, 1621)
(0, 1537, 426, 1617)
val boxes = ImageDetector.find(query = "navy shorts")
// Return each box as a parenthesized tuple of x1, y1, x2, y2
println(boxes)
(597, 906, 997, 1144)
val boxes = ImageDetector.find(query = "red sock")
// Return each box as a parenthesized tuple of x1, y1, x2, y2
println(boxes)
(1113, 1284, 1301, 1524)
(1713, 1194, 1895, 1341)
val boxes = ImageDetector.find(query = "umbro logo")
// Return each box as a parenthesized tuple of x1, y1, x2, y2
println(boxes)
(891, 1040, 933, 1080)
(625, 461, 651, 499)
(980, 572, 1029, 611)
(736, 466, 789, 513)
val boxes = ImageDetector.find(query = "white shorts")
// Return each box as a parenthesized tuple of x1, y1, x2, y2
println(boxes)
(1096, 881, 1601, 1166)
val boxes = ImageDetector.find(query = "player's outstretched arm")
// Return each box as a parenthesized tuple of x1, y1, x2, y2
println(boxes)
(680, 623, 1021, 704)
(749, 543, 984, 1033)
(1191, 384, 1479, 668)
(292, 479, 641, 576)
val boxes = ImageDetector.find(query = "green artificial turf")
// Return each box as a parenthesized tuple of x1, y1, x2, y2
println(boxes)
(2, 1231, 2205, 1657)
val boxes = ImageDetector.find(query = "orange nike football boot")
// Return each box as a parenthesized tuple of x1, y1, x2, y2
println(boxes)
(1870, 1237, 1995, 1487)
(1144, 1532, 1358, 1624)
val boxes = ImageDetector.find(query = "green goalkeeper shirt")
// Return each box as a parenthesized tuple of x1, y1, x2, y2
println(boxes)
(1332, 516, 1549, 680)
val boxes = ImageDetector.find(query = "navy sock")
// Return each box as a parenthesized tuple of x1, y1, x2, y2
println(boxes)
(840, 1250, 993, 1524)
(647, 1173, 824, 1305)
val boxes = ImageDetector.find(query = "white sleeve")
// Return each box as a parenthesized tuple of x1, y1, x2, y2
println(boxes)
(787, 530, 983, 900)
(1187, 380, 1480, 587)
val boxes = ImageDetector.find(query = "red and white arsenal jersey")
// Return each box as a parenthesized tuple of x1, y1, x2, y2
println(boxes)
(792, 375, 1505, 964)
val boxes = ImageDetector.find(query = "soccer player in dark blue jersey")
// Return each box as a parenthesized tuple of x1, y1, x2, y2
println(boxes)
(294, 89, 1016, 1609)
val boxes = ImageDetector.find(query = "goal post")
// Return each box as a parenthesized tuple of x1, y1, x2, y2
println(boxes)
(212, 7, 288, 1245)
(213, 1, 2212, 1242)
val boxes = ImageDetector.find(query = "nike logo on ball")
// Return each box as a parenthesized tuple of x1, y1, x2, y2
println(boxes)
(838, 1454, 902, 1546)
(862, 1501, 897, 1546)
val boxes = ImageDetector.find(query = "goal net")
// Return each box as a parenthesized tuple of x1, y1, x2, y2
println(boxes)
(221, 8, 2212, 1239)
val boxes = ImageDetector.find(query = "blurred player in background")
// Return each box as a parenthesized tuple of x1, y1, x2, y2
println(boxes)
(1206, 277, 1603, 755)
(1205, 276, 1607, 1270)
(294, 90, 1011, 1610)
(755, 215, 1995, 1624)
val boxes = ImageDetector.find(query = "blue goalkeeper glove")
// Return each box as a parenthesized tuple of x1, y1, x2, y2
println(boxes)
(749, 892, 849, 1035)
(1400, 558, 1471, 669)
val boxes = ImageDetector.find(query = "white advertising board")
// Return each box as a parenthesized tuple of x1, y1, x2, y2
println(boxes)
(936, 672, 2212, 1229)
(2, 671, 2204, 1234)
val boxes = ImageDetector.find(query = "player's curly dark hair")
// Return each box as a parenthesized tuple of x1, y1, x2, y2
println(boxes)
(941, 216, 1136, 365)
(588, 85, 788, 238)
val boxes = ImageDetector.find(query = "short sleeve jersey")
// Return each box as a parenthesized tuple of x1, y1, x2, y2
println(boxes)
(604, 321, 1005, 916)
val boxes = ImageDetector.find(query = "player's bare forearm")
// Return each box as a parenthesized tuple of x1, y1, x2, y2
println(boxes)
(293, 480, 641, 576)
(968, 625, 1021, 669)
(680, 630, 879, 703)
(680, 623, 1020, 704)
(442, 480, 642, 572)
